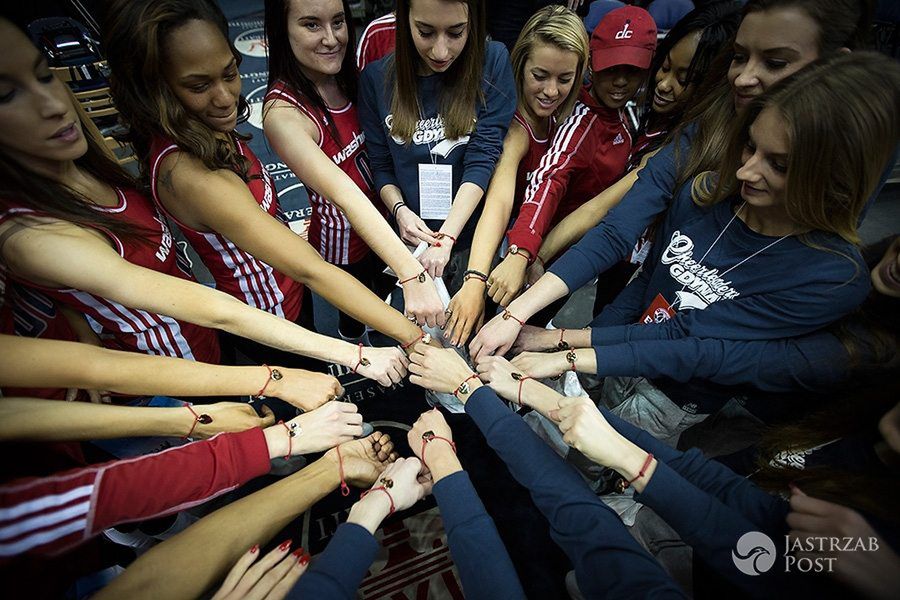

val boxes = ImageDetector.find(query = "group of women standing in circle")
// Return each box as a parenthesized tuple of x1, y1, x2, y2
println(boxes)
(1, 0, 898, 597)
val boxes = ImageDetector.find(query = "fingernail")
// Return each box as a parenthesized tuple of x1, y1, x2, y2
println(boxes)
(299, 553, 311, 565)
(292, 547, 304, 558)
(278, 539, 292, 552)
(250, 544, 259, 554)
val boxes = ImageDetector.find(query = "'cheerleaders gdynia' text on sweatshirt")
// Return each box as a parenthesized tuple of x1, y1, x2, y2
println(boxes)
(358, 42, 516, 245)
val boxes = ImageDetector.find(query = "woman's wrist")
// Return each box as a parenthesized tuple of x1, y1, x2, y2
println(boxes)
(263, 424, 290, 460)
(347, 491, 393, 534)
(610, 441, 656, 491)
(424, 446, 462, 483)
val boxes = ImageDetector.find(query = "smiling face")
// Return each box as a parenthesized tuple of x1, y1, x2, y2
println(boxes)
(728, 7, 820, 112)
(162, 19, 242, 133)
(0, 20, 87, 173)
(521, 42, 579, 121)
(735, 107, 790, 209)
(408, 0, 469, 74)
(872, 237, 900, 299)
(652, 31, 700, 115)
(590, 64, 646, 109)
(287, 0, 348, 81)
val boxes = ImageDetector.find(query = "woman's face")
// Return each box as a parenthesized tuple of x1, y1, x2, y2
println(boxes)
(287, 0, 348, 80)
(162, 19, 242, 133)
(408, 0, 469, 74)
(871, 237, 900, 299)
(728, 8, 820, 112)
(735, 107, 789, 209)
(0, 21, 87, 172)
(652, 31, 700, 115)
(521, 42, 579, 121)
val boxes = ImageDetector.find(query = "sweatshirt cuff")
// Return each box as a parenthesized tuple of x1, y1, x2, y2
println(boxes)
(374, 171, 400, 195)
(311, 522, 380, 583)
(461, 169, 490, 194)
(591, 324, 630, 347)
(592, 343, 638, 378)
(464, 386, 508, 428)
(505, 229, 541, 260)
(234, 427, 276, 479)
(548, 245, 598, 291)
(432, 471, 486, 528)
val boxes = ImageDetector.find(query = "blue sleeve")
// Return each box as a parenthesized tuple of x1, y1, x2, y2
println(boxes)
(591, 260, 654, 327)
(590, 331, 850, 393)
(287, 523, 379, 600)
(461, 42, 517, 192)
(548, 133, 690, 291)
(359, 61, 399, 194)
(432, 471, 526, 599)
(590, 269, 870, 346)
(465, 387, 686, 599)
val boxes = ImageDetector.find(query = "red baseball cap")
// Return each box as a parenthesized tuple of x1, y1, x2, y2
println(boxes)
(590, 6, 657, 72)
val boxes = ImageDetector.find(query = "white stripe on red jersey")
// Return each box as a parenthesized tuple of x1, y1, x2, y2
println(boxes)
(357, 13, 397, 71)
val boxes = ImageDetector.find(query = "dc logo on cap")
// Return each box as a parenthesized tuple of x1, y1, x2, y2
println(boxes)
(615, 20, 633, 40)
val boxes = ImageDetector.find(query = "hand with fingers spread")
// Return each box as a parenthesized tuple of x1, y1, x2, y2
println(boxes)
(327, 431, 398, 488)
(401, 271, 445, 329)
(212, 542, 309, 600)
(356, 346, 409, 387)
(418, 243, 452, 280)
(408, 343, 480, 398)
(190, 402, 277, 439)
(348, 457, 434, 533)
(786, 488, 900, 598)
(487, 254, 528, 307)
(265, 367, 343, 412)
(469, 309, 523, 362)
(395, 205, 439, 248)
(408, 409, 462, 482)
(445, 281, 485, 347)
(510, 324, 562, 355)
(278, 400, 362, 455)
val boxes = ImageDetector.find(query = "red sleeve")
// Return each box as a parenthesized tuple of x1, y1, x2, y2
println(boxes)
(506, 104, 597, 257)
(0, 428, 270, 558)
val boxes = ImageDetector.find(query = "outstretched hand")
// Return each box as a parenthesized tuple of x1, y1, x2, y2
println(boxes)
(329, 431, 398, 488)
(212, 542, 308, 600)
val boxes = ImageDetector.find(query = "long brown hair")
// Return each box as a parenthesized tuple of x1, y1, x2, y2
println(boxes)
(389, 0, 487, 142)
(509, 5, 588, 124)
(672, 0, 875, 191)
(691, 52, 900, 247)
(102, 0, 252, 183)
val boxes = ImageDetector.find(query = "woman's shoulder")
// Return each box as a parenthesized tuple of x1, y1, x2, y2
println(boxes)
(483, 40, 511, 73)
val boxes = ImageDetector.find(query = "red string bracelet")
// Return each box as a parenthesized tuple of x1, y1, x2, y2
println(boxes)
(351, 343, 370, 374)
(566, 349, 577, 372)
(182, 403, 212, 439)
(452, 374, 480, 400)
(256, 364, 273, 397)
(398, 270, 427, 285)
(510, 372, 533, 406)
(620, 453, 655, 490)
(557, 328, 569, 350)
(432, 232, 457, 248)
(335, 444, 350, 496)
(360, 486, 395, 515)
(401, 331, 424, 351)
(501, 309, 526, 327)
(420, 430, 457, 467)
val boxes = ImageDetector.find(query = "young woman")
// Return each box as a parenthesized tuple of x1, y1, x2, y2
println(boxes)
(102, 0, 421, 374)
(443, 5, 589, 346)
(472, 0, 878, 359)
(358, 0, 516, 292)
(0, 18, 402, 388)
(496, 51, 899, 441)
(482, 6, 657, 319)
(263, 0, 446, 339)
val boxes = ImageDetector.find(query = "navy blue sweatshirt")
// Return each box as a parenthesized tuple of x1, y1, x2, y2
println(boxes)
(358, 42, 516, 244)
(287, 470, 524, 599)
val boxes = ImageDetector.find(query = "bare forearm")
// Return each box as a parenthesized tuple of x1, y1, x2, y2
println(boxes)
(519, 379, 565, 419)
(439, 182, 485, 240)
(505, 272, 570, 321)
(467, 189, 514, 274)
(94, 456, 339, 600)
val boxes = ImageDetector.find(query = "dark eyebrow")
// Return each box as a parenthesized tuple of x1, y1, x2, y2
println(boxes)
(179, 58, 237, 82)
(414, 20, 467, 29)
(762, 47, 801, 59)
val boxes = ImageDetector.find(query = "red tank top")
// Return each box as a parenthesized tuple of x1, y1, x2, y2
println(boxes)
(149, 135, 303, 320)
(0, 189, 220, 363)
(513, 111, 554, 212)
(265, 82, 380, 265)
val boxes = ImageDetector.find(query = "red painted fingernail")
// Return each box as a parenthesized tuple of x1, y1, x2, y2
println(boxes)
(292, 547, 304, 558)
(278, 539, 292, 552)
(250, 544, 259, 554)
(299, 553, 311, 565)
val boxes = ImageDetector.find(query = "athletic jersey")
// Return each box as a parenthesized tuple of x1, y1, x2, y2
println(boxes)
(149, 135, 303, 320)
(0, 189, 220, 363)
(512, 111, 553, 213)
(356, 13, 396, 72)
(506, 86, 632, 258)
(265, 82, 380, 264)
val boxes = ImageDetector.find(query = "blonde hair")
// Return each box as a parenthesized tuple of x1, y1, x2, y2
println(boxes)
(510, 5, 589, 122)
(692, 52, 900, 247)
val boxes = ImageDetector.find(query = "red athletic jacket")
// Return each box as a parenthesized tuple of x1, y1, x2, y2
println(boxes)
(356, 13, 396, 72)
(506, 86, 632, 258)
